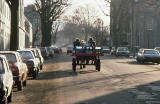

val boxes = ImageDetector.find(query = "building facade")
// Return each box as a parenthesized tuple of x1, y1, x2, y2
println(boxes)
(24, 16, 33, 48)
(110, 0, 160, 49)
(0, 0, 11, 50)
(18, 0, 26, 49)
(0, 0, 29, 50)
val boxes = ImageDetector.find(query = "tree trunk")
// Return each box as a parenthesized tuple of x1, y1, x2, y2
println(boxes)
(41, 21, 52, 47)
(10, 1, 19, 51)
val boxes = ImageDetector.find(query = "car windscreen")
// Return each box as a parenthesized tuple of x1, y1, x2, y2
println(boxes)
(0, 60, 4, 74)
(144, 50, 159, 55)
(2, 53, 17, 62)
(118, 47, 129, 51)
(19, 51, 34, 60)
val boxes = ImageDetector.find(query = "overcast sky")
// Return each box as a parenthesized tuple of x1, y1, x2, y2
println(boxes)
(24, 0, 110, 26)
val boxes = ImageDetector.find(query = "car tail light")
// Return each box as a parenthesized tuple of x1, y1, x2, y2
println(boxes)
(27, 63, 32, 67)
(26, 61, 34, 67)
(8, 62, 19, 72)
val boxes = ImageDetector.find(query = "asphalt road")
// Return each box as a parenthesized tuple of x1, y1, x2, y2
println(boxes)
(11, 53, 160, 104)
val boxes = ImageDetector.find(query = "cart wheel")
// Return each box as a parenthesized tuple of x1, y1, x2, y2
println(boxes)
(72, 65, 76, 72)
(96, 59, 101, 71)
(72, 58, 76, 72)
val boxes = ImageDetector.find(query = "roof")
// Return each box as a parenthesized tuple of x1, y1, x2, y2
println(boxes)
(141, 49, 155, 51)
(0, 55, 6, 60)
(0, 51, 18, 54)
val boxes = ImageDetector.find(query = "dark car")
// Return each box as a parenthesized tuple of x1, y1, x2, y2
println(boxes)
(102, 46, 110, 54)
(136, 49, 160, 64)
(52, 46, 60, 54)
(116, 47, 130, 57)
(47, 47, 54, 57)
(67, 45, 73, 54)
(40, 47, 49, 59)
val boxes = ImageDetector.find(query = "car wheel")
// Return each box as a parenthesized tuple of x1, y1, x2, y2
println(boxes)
(33, 71, 37, 79)
(17, 81, 23, 91)
(40, 65, 43, 70)
(7, 91, 12, 103)
(1, 96, 7, 104)
(23, 80, 27, 87)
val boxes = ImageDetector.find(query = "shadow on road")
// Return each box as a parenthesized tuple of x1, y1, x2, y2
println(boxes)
(53, 69, 160, 92)
(78, 70, 98, 74)
(37, 70, 78, 80)
(75, 80, 160, 104)
(117, 61, 157, 65)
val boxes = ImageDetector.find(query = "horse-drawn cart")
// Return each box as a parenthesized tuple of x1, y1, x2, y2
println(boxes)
(71, 46, 103, 72)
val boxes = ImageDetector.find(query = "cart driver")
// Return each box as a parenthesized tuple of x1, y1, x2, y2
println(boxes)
(73, 38, 81, 50)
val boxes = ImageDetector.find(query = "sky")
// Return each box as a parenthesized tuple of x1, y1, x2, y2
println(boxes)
(24, 0, 110, 26)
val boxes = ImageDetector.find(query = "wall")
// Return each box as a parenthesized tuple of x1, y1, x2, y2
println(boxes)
(0, 0, 11, 50)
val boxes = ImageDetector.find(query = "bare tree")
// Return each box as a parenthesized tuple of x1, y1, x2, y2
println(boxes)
(35, 0, 68, 46)
(52, 21, 60, 44)
(61, 6, 109, 45)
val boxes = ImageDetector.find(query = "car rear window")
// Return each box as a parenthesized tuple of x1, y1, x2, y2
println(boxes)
(19, 51, 34, 60)
(2, 53, 17, 62)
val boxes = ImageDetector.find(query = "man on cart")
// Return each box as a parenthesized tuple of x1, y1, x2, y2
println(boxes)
(73, 38, 81, 50)
(88, 37, 96, 47)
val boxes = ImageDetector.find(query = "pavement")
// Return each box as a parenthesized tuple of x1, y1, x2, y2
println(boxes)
(10, 53, 160, 104)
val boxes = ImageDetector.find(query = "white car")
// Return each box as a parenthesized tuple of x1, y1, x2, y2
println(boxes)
(17, 50, 39, 79)
(0, 55, 13, 104)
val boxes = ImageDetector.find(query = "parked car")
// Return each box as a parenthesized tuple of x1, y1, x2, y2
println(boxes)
(67, 45, 73, 54)
(154, 47, 160, 52)
(47, 47, 54, 57)
(35, 48, 44, 70)
(17, 50, 39, 79)
(52, 46, 60, 54)
(102, 46, 110, 54)
(0, 55, 13, 104)
(40, 47, 49, 59)
(0, 51, 28, 91)
(116, 47, 130, 57)
(136, 49, 160, 64)
(27, 48, 41, 70)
